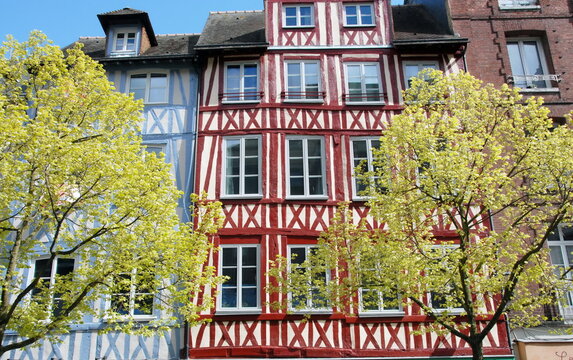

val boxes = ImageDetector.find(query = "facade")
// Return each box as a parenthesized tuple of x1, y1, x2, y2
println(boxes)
(2, 9, 201, 360)
(189, 0, 512, 358)
(440, 0, 573, 358)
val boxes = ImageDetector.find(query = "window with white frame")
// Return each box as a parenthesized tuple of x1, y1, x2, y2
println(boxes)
(143, 143, 166, 160)
(289, 245, 329, 310)
(360, 284, 401, 313)
(286, 137, 326, 198)
(219, 245, 259, 310)
(499, 0, 539, 9)
(403, 61, 439, 88)
(110, 270, 154, 317)
(285, 61, 321, 101)
(223, 63, 260, 102)
(32, 258, 75, 316)
(344, 3, 375, 26)
(111, 28, 138, 56)
(284, 5, 314, 27)
(507, 38, 554, 90)
(344, 63, 383, 103)
(222, 136, 261, 198)
(426, 245, 463, 314)
(549, 225, 573, 320)
(129, 73, 168, 104)
(351, 137, 382, 199)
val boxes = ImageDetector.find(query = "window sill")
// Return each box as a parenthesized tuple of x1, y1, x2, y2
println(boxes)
(345, 101, 385, 106)
(518, 87, 560, 93)
(431, 308, 464, 315)
(104, 315, 156, 322)
(283, 26, 315, 29)
(343, 24, 376, 28)
(359, 311, 405, 318)
(499, 5, 540, 10)
(286, 195, 329, 201)
(221, 100, 261, 105)
(282, 99, 324, 104)
(289, 309, 332, 315)
(215, 309, 262, 316)
(109, 51, 138, 57)
(220, 194, 263, 200)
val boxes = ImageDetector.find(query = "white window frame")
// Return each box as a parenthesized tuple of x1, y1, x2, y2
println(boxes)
(350, 137, 383, 200)
(286, 136, 327, 199)
(426, 245, 464, 315)
(506, 37, 556, 91)
(218, 245, 261, 313)
(127, 72, 169, 104)
(110, 27, 139, 56)
(499, 0, 540, 10)
(223, 62, 260, 103)
(288, 245, 331, 313)
(283, 4, 315, 28)
(107, 269, 155, 320)
(284, 60, 323, 103)
(344, 62, 384, 105)
(359, 286, 404, 316)
(343, 3, 375, 27)
(402, 61, 439, 89)
(32, 257, 76, 316)
(221, 136, 262, 199)
(549, 224, 573, 323)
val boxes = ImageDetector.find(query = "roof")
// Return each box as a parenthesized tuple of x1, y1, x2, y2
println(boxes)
(196, 11, 267, 50)
(392, 4, 464, 44)
(97, 8, 157, 46)
(70, 34, 200, 61)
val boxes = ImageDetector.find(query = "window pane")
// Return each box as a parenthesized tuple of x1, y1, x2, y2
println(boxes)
(290, 178, 304, 195)
(308, 177, 323, 195)
(223, 248, 237, 266)
(242, 288, 257, 307)
(34, 259, 52, 278)
(222, 288, 237, 308)
(242, 268, 257, 286)
(226, 139, 240, 157)
(289, 159, 304, 176)
(56, 259, 74, 276)
(242, 247, 257, 266)
(223, 268, 237, 286)
(244, 139, 258, 156)
(134, 294, 153, 315)
(291, 248, 307, 264)
(226, 177, 239, 195)
(360, 5, 373, 24)
(307, 139, 321, 157)
(308, 159, 322, 175)
(227, 158, 240, 176)
(563, 227, 573, 240)
(353, 141, 367, 158)
(245, 157, 258, 175)
(289, 140, 303, 157)
(148, 88, 165, 103)
(244, 176, 258, 194)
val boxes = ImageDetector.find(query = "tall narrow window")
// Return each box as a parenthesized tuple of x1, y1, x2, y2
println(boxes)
(33, 258, 75, 316)
(129, 73, 168, 104)
(287, 137, 326, 198)
(284, 5, 314, 28)
(289, 246, 329, 310)
(223, 63, 260, 102)
(351, 137, 382, 199)
(549, 225, 573, 320)
(220, 245, 259, 310)
(345, 63, 383, 103)
(285, 61, 321, 101)
(110, 270, 154, 317)
(344, 3, 375, 26)
(507, 38, 553, 89)
(403, 62, 439, 88)
(223, 136, 261, 198)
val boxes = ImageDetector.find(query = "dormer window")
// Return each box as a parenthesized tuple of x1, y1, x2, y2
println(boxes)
(111, 27, 139, 56)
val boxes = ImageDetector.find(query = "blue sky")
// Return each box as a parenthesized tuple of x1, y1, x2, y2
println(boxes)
(0, 0, 403, 47)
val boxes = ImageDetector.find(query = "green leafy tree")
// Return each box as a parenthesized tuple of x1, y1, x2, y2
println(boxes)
(0, 32, 223, 355)
(268, 71, 573, 360)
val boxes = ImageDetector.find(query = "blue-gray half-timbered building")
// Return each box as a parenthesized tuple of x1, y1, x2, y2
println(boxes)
(2, 8, 201, 360)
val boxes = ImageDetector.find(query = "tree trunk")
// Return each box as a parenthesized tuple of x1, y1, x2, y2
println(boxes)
(469, 338, 484, 360)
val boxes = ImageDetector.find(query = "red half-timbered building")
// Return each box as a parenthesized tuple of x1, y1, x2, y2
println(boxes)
(190, 0, 513, 358)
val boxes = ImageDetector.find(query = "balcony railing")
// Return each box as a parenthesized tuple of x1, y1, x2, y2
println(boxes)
(507, 74, 561, 90)
(499, 0, 539, 8)
(343, 92, 386, 104)
(220, 91, 263, 103)
(281, 91, 325, 101)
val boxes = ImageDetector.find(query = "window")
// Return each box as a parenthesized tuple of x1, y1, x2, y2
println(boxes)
(222, 136, 261, 198)
(344, 3, 375, 26)
(143, 144, 166, 160)
(285, 61, 321, 101)
(499, 0, 539, 9)
(549, 225, 573, 320)
(351, 137, 382, 199)
(286, 137, 326, 198)
(129, 73, 168, 104)
(344, 63, 383, 103)
(507, 38, 556, 90)
(403, 61, 439, 88)
(223, 63, 260, 102)
(360, 286, 401, 313)
(32, 258, 75, 316)
(219, 245, 259, 310)
(289, 246, 329, 311)
(111, 28, 138, 56)
(284, 5, 314, 28)
(110, 270, 154, 317)
(426, 245, 463, 314)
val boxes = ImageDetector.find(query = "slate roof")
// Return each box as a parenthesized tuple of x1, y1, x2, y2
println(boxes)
(196, 11, 267, 50)
(97, 8, 157, 46)
(98, 8, 147, 16)
(70, 34, 200, 61)
(392, 4, 466, 44)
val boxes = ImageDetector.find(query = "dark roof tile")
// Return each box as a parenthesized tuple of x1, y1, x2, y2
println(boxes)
(196, 11, 267, 49)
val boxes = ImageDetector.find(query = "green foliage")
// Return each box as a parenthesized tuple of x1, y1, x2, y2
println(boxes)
(0, 32, 223, 353)
(268, 70, 573, 359)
